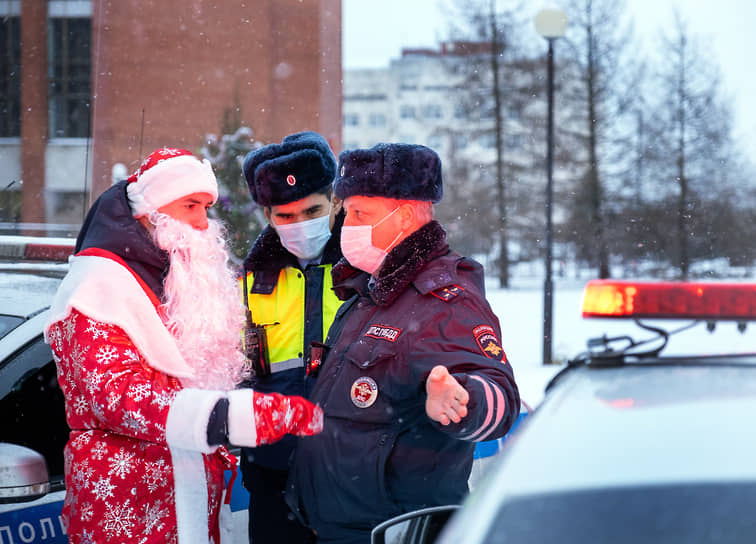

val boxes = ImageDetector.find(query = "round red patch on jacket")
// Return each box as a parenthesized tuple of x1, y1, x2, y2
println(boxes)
(351, 377, 378, 408)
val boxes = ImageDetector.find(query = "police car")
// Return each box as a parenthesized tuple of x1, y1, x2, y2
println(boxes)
(0, 239, 73, 543)
(373, 279, 756, 544)
(0, 237, 254, 542)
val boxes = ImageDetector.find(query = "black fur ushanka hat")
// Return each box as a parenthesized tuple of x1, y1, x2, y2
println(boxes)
(334, 143, 443, 203)
(243, 131, 337, 207)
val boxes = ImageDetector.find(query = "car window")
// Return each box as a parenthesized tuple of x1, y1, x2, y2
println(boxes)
(484, 483, 756, 544)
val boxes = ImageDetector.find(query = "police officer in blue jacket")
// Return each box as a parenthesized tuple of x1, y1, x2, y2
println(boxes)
(286, 143, 520, 544)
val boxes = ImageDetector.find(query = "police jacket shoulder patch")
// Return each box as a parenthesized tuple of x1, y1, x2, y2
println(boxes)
(430, 284, 465, 302)
(473, 324, 506, 361)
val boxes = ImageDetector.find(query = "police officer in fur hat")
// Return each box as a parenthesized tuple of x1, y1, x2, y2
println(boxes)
(239, 131, 344, 544)
(286, 143, 521, 544)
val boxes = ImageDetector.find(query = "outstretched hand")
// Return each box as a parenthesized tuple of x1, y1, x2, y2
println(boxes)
(425, 365, 469, 425)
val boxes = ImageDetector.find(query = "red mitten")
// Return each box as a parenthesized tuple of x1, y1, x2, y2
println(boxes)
(227, 389, 323, 447)
(253, 391, 324, 445)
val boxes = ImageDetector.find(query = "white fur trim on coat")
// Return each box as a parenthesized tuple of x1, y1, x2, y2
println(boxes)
(44, 254, 195, 379)
(226, 389, 258, 447)
(169, 446, 211, 544)
(166, 388, 226, 454)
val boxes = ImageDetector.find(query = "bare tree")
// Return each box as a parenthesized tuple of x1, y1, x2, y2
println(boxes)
(559, 0, 641, 278)
(645, 12, 736, 279)
(439, 0, 539, 287)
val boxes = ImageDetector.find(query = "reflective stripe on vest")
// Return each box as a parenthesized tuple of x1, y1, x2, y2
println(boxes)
(241, 265, 342, 372)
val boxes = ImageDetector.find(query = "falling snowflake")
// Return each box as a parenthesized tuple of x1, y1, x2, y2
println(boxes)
(96, 345, 120, 365)
(92, 476, 116, 500)
(86, 319, 109, 340)
(128, 382, 152, 402)
(107, 448, 136, 479)
(102, 499, 135, 538)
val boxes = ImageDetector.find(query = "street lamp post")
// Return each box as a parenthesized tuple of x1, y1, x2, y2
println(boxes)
(535, 8, 567, 365)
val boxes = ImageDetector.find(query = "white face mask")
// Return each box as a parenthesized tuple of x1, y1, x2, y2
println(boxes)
(273, 214, 332, 260)
(340, 207, 403, 275)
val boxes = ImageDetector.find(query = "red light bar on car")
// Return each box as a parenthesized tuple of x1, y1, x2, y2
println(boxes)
(582, 280, 756, 320)
(0, 236, 75, 262)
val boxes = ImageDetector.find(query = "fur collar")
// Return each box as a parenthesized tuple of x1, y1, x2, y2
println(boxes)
(243, 211, 344, 273)
(332, 220, 449, 306)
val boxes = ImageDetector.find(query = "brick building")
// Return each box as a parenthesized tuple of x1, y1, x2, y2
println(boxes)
(0, 0, 342, 230)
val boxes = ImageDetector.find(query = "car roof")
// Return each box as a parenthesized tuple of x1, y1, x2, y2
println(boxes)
(498, 361, 756, 495)
(0, 271, 62, 319)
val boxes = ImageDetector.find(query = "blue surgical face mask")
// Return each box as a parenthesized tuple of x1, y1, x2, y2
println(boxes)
(273, 213, 332, 260)
(340, 206, 403, 275)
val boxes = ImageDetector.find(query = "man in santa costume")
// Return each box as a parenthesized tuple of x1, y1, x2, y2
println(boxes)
(45, 148, 323, 544)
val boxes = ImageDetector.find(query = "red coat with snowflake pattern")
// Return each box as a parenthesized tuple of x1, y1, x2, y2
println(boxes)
(48, 308, 232, 544)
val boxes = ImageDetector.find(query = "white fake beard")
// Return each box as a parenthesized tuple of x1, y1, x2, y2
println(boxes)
(150, 212, 248, 390)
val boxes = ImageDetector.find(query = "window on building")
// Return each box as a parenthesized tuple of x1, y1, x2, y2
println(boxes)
(369, 113, 386, 127)
(48, 17, 91, 138)
(0, 16, 21, 137)
(508, 133, 523, 149)
(344, 113, 360, 126)
(427, 134, 442, 149)
(480, 133, 496, 149)
(422, 104, 442, 119)
(400, 105, 416, 119)
(454, 133, 468, 150)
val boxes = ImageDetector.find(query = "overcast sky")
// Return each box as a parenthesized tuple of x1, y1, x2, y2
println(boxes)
(342, 0, 756, 158)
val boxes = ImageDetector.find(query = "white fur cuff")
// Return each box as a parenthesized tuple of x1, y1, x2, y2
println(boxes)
(227, 389, 258, 447)
(166, 388, 226, 454)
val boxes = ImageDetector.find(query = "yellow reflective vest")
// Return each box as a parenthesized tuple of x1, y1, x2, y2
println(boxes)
(238, 219, 344, 471)
(242, 265, 342, 378)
